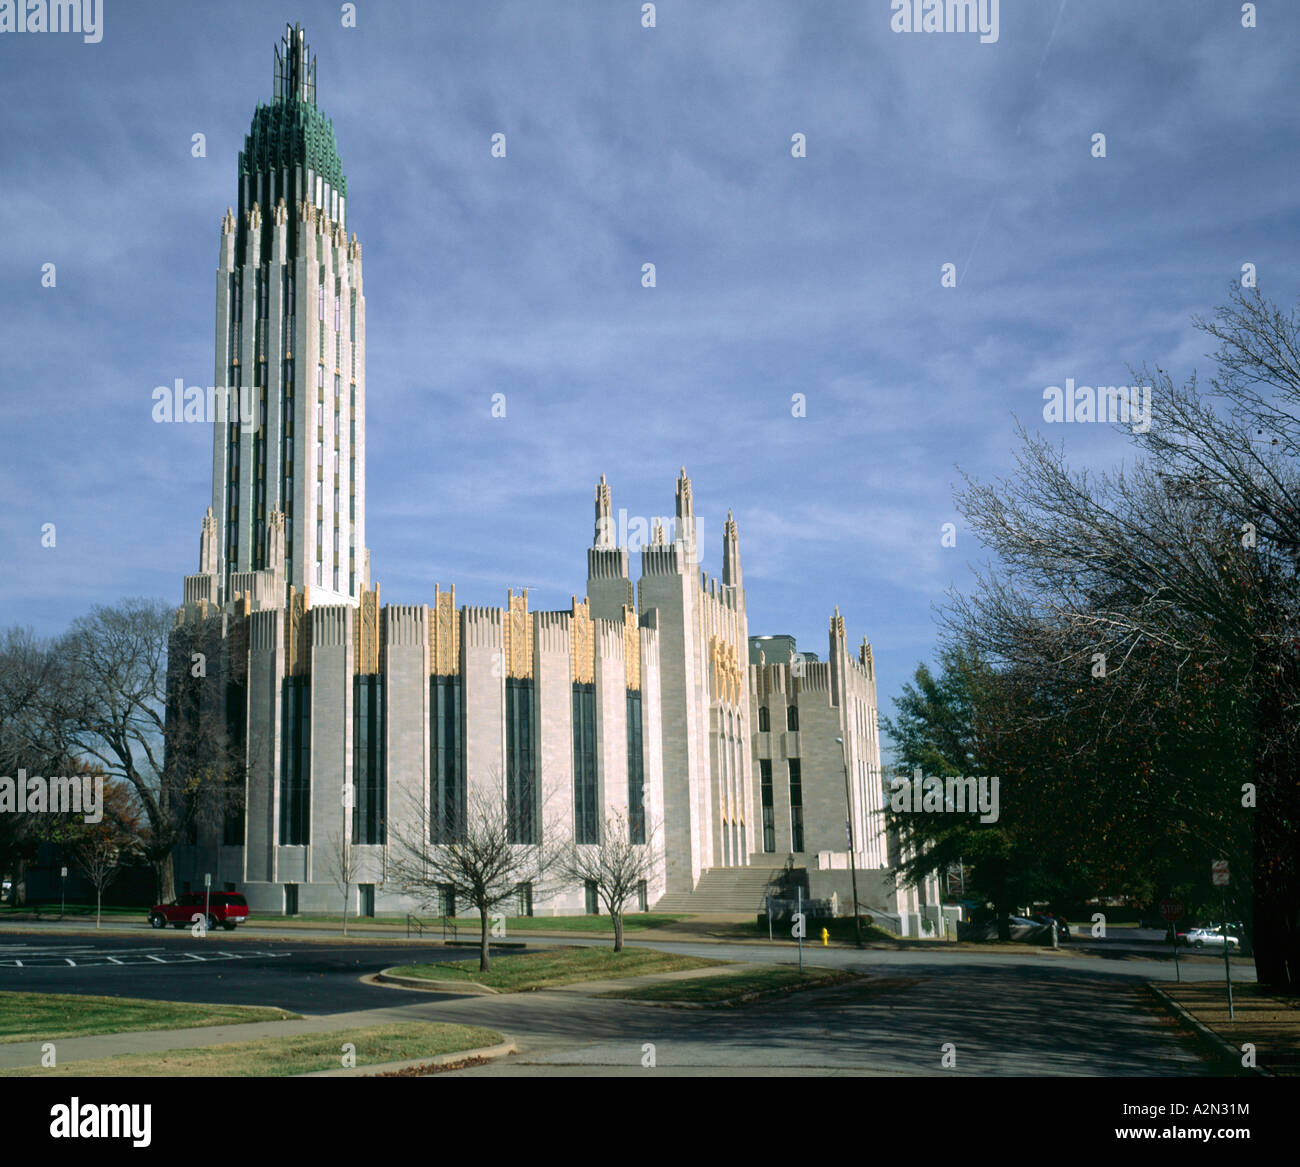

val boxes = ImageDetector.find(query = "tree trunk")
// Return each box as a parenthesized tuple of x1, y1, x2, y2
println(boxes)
(479, 910, 491, 972)
(613, 911, 624, 952)
(155, 855, 176, 905)
(995, 892, 1012, 941)
(342, 886, 349, 937)
(96, 887, 102, 929)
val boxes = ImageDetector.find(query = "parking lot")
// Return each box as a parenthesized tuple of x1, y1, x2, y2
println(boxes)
(0, 941, 293, 968)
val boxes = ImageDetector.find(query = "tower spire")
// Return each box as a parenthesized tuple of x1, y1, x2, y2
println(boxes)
(274, 22, 316, 106)
(675, 466, 697, 562)
(593, 473, 614, 548)
(722, 508, 742, 591)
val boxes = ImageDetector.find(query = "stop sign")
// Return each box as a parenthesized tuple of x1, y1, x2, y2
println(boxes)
(1160, 897, 1184, 922)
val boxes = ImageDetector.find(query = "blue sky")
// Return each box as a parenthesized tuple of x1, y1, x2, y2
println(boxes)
(2, 0, 1297, 744)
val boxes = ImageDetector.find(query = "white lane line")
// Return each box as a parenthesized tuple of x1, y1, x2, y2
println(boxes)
(106, 957, 123, 965)
(146, 955, 166, 963)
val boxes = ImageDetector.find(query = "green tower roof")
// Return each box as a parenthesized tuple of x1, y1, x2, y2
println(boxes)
(238, 24, 347, 199)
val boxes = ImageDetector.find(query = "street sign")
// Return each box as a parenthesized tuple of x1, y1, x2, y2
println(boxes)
(1159, 897, 1184, 922)
(1212, 859, 1230, 887)
(60, 866, 67, 878)
(204, 873, 212, 888)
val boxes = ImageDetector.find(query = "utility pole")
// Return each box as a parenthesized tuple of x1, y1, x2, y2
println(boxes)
(836, 736, 863, 948)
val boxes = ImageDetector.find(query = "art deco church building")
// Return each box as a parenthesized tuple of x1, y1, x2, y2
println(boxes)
(170, 26, 941, 930)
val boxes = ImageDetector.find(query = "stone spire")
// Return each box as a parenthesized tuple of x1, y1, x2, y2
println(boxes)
(586, 473, 632, 618)
(829, 606, 848, 709)
(722, 508, 742, 591)
(675, 466, 697, 562)
(266, 508, 287, 583)
(199, 506, 218, 575)
(593, 473, 614, 548)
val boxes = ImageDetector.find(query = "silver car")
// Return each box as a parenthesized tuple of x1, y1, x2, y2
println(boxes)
(1185, 927, 1240, 950)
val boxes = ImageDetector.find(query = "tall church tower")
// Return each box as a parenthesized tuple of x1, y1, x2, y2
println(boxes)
(203, 23, 367, 609)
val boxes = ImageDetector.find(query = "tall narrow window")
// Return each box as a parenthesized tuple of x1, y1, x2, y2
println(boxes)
(222, 683, 247, 845)
(760, 759, 775, 853)
(787, 704, 799, 732)
(573, 682, 598, 845)
(353, 674, 385, 845)
(279, 676, 311, 845)
(788, 758, 804, 852)
(506, 678, 536, 844)
(430, 675, 464, 842)
(626, 689, 645, 844)
(758, 705, 770, 732)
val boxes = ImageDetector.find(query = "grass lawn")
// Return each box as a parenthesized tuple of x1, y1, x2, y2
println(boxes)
(0, 1022, 503, 1077)
(600, 964, 858, 1004)
(387, 945, 726, 991)
(442, 913, 690, 935)
(1157, 982, 1300, 1076)
(244, 911, 692, 934)
(0, 902, 148, 919)
(0, 991, 297, 1044)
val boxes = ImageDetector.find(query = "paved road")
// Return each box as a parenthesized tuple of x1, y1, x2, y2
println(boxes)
(0, 931, 491, 1013)
(0, 927, 1252, 1076)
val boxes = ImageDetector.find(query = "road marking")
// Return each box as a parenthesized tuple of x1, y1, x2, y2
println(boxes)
(0, 948, 293, 968)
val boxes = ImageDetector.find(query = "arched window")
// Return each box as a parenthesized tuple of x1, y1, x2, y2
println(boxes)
(758, 706, 770, 733)
(787, 704, 799, 732)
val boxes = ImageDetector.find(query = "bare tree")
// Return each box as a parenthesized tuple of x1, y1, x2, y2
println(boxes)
(389, 782, 567, 972)
(561, 810, 659, 952)
(74, 835, 120, 928)
(321, 828, 361, 936)
(41, 599, 244, 903)
(0, 628, 70, 900)
(944, 285, 1300, 988)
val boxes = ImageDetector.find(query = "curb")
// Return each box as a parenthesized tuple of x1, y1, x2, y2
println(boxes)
(371, 968, 503, 995)
(300, 1039, 517, 1077)
(1146, 984, 1272, 1077)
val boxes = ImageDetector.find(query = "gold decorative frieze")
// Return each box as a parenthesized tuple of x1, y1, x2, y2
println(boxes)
(505, 589, 533, 679)
(709, 635, 743, 705)
(571, 597, 594, 684)
(285, 585, 311, 676)
(354, 583, 381, 674)
(623, 605, 641, 690)
(429, 585, 459, 676)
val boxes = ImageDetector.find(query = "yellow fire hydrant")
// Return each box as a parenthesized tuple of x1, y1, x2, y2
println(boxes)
(821, 927, 829, 946)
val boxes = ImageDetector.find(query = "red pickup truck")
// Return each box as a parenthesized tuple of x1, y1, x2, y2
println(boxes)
(148, 892, 249, 931)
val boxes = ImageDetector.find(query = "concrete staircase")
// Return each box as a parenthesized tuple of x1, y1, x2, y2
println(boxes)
(653, 866, 798, 914)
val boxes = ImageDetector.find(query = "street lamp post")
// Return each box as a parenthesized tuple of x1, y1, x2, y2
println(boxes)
(836, 736, 863, 949)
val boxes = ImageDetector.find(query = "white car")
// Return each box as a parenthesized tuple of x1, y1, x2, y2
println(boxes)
(1185, 927, 1240, 950)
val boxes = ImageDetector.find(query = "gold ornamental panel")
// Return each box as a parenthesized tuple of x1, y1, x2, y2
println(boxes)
(571, 597, 594, 684)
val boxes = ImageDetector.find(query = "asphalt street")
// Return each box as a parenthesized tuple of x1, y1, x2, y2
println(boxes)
(0, 924, 1256, 1076)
